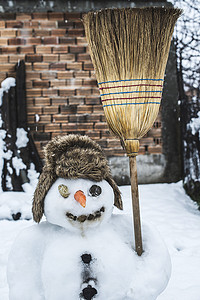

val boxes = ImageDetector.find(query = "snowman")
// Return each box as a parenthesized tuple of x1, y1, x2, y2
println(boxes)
(7, 134, 171, 300)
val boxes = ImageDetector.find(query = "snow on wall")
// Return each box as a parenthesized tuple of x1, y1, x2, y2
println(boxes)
(0, 77, 39, 195)
(16, 128, 29, 148)
(187, 111, 200, 136)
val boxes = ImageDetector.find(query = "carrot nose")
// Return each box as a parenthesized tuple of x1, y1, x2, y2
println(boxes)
(74, 190, 86, 208)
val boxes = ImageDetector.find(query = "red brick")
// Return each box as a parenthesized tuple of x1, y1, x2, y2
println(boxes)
(76, 87, 92, 96)
(74, 71, 89, 78)
(27, 115, 35, 123)
(45, 123, 61, 132)
(34, 29, 50, 36)
(16, 13, 32, 21)
(57, 71, 74, 79)
(27, 106, 42, 114)
(0, 55, 8, 62)
(83, 79, 97, 86)
(49, 62, 65, 70)
(43, 36, 58, 45)
(33, 63, 49, 71)
(61, 123, 77, 131)
(52, 114, 69, 123)
(76, 37, 88, 45)
(26, 81, 33, 89)
(69, 46, 85, 54)
(0, 21, 5, 28)
(48, 12, 64, 21)
(148, 128, 162, 138)
(26, 54, 42, 62)
(33, 13, 48, 20)
(43, 54, 59, 62)
(60, 105, 77, 114)
(68, 96, 84, 105)
(35, 97, 51, 106)
(43, 106, 59, 114)
(42, 89, 58, 97)
(26, 98, 34, 106)
(59, 88, 75, 96)
(50, 80, 66, 87)
(77, 53, 91, 62)
(40, 21, 57, 28)
(92, 88, 100, 95)
(6, 21, 23, 28)
(0, 74, 6, 81)
(87, 131, 100, 140)
(41, 72, 56, 80)
(8, 38, 26, 45)
(59, 37, 75, 45)
(26, 89, 42, 97)
(52, 46, 68, 54)
(37, 115, 52, 123)
(93, 105, 103, 113)
(57, 20, 73, 29)
(19, 46, 34, 54)
(59, 53, 75, 61)
(51, 98, 67, 105)
(0, 63, 15, 72)
(26, 37, 42, 44)
(0, 29, 17, 37)
(23, 21, 39, 28)
(85, 97, 100, 105)
(0, 38, 8, 45)
(107, 139, 122, 148)
(0, 13, 16, 20)
(77, 105, 93, 113)
(67, 28, 84, 37)
(86, 114, 101, 122)
(26, 72, 41, 80)
(148, 145, 162, 154)
(67, 78, 82, 86)
(36, 46, 52, 54)
(51, 29, 66, 36)
(65, 12, 81, 20)
(83, 62, 94, 71)
(33, 80, 49, 88)
(17, 29, 32, 37)
(94, 122, 109, 130)
(24, 63, 32, 71)
(66, 62, 82, 70)
(74, 20, 84, 28)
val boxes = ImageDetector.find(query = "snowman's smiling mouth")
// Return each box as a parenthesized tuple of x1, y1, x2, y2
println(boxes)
(66, 206, 105, 223)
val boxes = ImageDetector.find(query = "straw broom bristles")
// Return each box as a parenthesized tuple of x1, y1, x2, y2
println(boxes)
(83, 7, 181, 256)
(83, 7, 182, 155)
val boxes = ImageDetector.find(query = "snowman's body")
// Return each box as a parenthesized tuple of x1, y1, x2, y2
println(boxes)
(8, 178, 171, 300)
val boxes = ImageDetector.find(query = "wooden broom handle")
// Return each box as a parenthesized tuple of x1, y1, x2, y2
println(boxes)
(129, 156, 143, 256)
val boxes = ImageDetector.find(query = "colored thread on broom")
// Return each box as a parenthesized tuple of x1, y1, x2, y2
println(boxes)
(103, 102, 160, 107)
(99, 84, 163, 90)
(101, 96, 161, 102)
(101, 90, 162, 97)
(99, 79, 164, 85)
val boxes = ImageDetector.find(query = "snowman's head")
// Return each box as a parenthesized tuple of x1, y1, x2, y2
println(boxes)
(44, 178, 114, 231)
(32, 134, 123, 224)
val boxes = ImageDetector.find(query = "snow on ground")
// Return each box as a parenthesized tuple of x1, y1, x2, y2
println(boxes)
(0, 181, 200, 300)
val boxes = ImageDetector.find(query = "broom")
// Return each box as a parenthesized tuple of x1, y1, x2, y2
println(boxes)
(83, 7, 181, 256)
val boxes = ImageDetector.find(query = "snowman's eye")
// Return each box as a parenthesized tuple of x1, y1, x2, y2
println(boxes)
(89, 185, 102, 197)
(58, 184, 70, 198)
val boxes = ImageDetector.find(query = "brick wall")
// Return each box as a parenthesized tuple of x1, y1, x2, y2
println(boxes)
(0, 12, 162, 158)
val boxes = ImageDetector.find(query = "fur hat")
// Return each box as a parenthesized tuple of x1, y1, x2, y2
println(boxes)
(32, 134, 123, 222)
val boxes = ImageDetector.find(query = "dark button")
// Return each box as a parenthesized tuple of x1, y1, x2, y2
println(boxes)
(82, 285, 97, 300)
(12, 212, 21, 221)
(81, 253, 92, 264)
